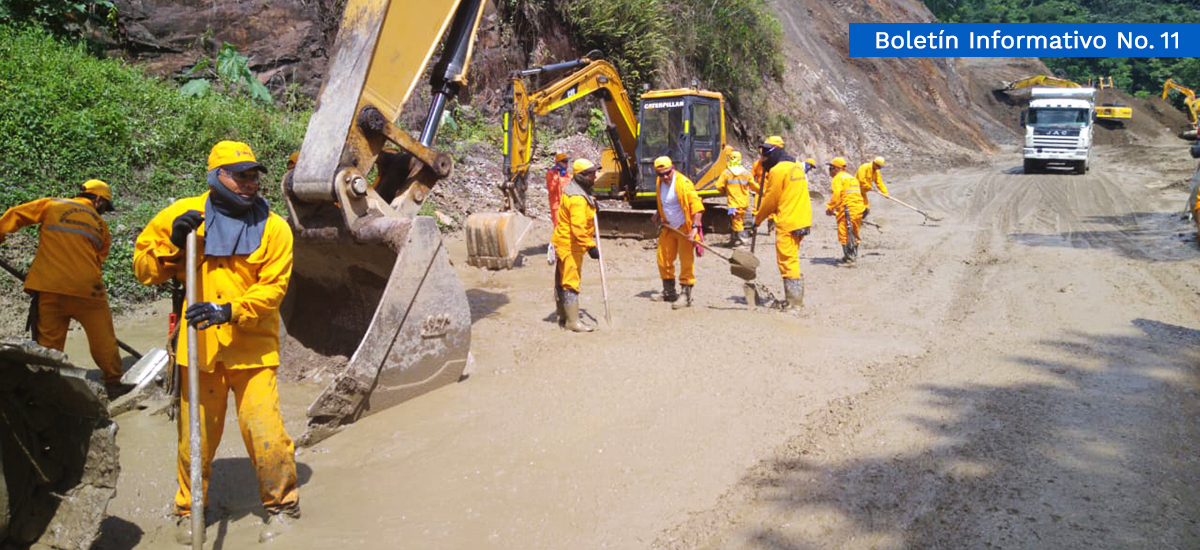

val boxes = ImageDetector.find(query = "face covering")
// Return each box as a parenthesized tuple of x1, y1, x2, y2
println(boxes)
(203, 168, 270, 256)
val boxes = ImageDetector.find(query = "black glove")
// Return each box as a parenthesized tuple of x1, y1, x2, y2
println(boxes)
(170, 210, 204, 249)
(790, 227, 810, 238)
(185, 302, 232, 330)
(862, 207, 870, 220)
(587, 246, 600, 260)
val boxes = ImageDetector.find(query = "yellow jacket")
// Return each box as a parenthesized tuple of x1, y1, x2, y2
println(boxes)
(855, 162, 889, 207)
(0, 197, 110, 299)
(655, 171, 704, 226)
(716, 165, 753, 209)
(133, 192, 293, 371)
(551, 181, 597, 251)
(754, 160, 812, 233)
(827, 171, 865, 212)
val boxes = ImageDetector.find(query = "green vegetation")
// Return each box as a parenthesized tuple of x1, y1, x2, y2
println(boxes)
(0, 25, 308, 303)
(180, 42, 274, 104)
(500, 0, 783, 113)
(0, 0, 116, 39)
(923, 0, 1200, 101)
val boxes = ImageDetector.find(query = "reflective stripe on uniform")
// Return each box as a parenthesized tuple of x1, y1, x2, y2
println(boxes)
(45, 224, 102, 249)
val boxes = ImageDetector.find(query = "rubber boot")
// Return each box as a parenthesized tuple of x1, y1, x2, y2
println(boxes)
(652, 279, 678, 303)
(783, 277, 804, 311)
(840, 244, 855, 265)
(562, 290, 594, 333)
(673, 284, 694, 310)
(554, 287, 566, 328)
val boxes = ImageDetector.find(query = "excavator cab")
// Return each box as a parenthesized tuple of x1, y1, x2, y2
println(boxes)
(632, 91, 726, 206)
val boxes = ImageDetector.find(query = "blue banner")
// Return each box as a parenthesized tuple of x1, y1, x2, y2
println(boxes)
(849, 23, 1199, 57)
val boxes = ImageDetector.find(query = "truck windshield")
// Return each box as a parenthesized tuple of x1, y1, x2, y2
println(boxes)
(1028, 108, 1088, 126)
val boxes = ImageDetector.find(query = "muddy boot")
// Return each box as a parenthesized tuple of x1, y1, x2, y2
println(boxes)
(672, 284, 694, 310)
(259, 506, 301, 543)
(728, 231, 743, 248)
(840, 244, 855, 265)
(651, 279, 678, 303)
(766, 219, 775, 235)
(105, 381, 134, 401)
(554, 287, 566, 328)
(783, 277, 804, 311)
(563, 290, 594, 333)
(174, 515, 205, 546)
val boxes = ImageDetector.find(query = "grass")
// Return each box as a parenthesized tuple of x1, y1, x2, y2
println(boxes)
(0, 25, 309, 304)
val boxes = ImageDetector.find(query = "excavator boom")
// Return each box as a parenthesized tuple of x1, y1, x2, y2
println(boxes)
(1163, 78, 1200, 127)
(281, 0, 485, 445)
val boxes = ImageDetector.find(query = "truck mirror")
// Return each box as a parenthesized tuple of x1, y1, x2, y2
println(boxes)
(1019, 109, 1026, 126)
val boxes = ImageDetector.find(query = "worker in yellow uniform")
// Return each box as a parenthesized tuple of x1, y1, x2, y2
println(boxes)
(855, 157, 889, 221)
(552, 158, 600, 333)
(826, 157, 865, 265)
(0, 180, 129, 398)
(546, 151, 571, 263)
(133, 141, 299, 545)
(715, 150, 753, 247)
(752, 138, 812, 311)
(650, 156, 704, 309)
(751, 135, 785, 235)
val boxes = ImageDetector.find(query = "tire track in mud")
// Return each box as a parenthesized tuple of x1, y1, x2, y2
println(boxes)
(652, 155, 1200, 550)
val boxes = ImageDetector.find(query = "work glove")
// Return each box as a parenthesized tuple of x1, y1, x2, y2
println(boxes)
(863, 208, 870, 220)
(790, 227, 810, 238)
(170, 210, 204, 250)
(185, 302, 232, 330)
(727, 207, 738, 216)
(587, 246, 600, 260)
(825, 208, 834, 217)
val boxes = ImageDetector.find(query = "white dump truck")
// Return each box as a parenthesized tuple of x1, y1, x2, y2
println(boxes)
(1021, 87, 1096, 174)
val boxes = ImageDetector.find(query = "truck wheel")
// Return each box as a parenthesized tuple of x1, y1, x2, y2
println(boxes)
(1023, 159, 1038, 174)
(1074, 160, 1087, 175)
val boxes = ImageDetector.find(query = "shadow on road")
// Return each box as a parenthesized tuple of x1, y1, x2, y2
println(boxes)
(698, 318, 1200, 549)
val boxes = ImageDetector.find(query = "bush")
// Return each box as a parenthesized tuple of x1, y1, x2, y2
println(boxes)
(0, 25, 309, 302)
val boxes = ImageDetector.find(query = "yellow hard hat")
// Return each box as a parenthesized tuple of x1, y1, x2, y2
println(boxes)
(572, 158, 597, 173)
(730, 151, 742, 163)
(654, 156, 674, 171)
(207, 140, 267, 173)
(286, 151, 299, 170)
(828, 157, 847, 168)
(81, 179, 112, 202)
(873, 156, 885, 166)
(764, 135, 785, 148)
(805, 157, 817, 167)
(555, 151, 568, 162)
(81, 179, 114, 212)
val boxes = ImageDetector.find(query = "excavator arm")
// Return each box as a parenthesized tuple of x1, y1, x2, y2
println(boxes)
(1163, 78, 1199, 127)
(281, 0, 486, 445)
(1002, 75, 1081, 91)
(502, 56, 640, 212)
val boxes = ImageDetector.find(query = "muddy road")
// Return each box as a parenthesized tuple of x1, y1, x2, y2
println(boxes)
(70, 142, 1200, 549)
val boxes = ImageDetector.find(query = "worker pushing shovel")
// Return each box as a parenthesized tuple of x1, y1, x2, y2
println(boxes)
(749, 136, 812, 311)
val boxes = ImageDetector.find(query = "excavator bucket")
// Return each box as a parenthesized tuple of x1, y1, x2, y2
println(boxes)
(464, 211, 534, 269)
(281, 216, 471, 446)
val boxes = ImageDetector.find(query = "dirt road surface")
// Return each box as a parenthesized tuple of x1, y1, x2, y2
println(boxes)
(69, 142, 1200, 549)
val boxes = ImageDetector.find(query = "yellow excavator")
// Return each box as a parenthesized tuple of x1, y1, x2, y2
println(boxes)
(1163, 78, 1200, 132)
(1002, 74, 1132, 122)
(279, 0, 487, 445)
(465, 54, 735, 266)
(1091, 76, 1133, 121)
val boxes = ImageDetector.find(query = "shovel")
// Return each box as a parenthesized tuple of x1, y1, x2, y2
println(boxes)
(185, 230, 204, 550)
(879, 193, 944, 222)
(661, 224, 760, 281)
(592, 211, 614, 328)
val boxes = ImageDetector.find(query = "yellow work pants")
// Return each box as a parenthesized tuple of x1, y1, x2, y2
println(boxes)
(730, 208, 745, 232)
(657, 224, 696, 285)
(835, 206, 864, 245)
(555, 246, 585, 292)
(776, 231, 804, 279)
(36, 291, 122, 384)
(175, 363, 298, 516)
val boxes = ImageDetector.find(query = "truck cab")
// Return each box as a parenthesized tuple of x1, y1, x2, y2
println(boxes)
(1021, 87, 1095, 174)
